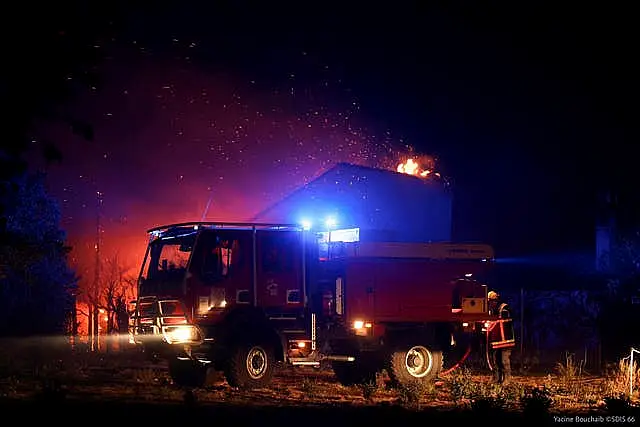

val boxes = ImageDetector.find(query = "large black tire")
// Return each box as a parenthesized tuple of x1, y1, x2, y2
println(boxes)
(332, 361, 378, 386)
(388, 345, 443, 386)
(168, 358, 208, 388)
(224, 343, 275, 389)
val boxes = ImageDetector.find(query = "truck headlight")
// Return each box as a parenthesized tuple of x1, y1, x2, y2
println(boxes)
(162, 325, 201, 344)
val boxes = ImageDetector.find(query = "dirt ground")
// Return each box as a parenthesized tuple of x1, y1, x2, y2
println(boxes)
(0, 339, 638, 423)
(0, 367, 573, 423)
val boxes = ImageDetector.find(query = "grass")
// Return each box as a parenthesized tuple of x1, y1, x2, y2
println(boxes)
(556, 352, 584, 387)
(396, 379, 436, 409)
(1, 339, 640, 416)
(604, 359, 640, 398)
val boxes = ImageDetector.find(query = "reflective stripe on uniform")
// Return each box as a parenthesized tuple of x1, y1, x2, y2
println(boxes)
(486, 319, 511, 332)
(498, 303, 509, 318)
(491, 339, 515, 349)
(487, 318, 515, 348)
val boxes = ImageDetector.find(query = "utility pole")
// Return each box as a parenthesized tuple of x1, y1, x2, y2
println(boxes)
(90, 190, 103, 351)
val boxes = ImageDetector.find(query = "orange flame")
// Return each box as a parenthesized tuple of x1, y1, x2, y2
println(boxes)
(396, 158, 433, 178)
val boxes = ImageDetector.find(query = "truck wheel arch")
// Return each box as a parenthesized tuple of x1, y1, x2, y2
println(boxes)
(384, 323, 451, 349)
(216, 306, 285, 363)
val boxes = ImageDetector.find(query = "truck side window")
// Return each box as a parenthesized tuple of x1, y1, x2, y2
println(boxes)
(202, 238, 241, 282)
(202, 248, 217, 277)
(262, 235, 292, 272)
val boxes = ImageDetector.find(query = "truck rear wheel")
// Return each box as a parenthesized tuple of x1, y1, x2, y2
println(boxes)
(225, 343, 275, 389)
(388, 345, 443, 386)
(168, 357, 208, 388)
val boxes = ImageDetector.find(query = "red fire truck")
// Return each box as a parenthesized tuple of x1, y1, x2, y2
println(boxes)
(129, 222, 499, 389)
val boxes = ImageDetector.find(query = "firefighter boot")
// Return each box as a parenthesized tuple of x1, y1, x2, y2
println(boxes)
(491, 350, 504, 383)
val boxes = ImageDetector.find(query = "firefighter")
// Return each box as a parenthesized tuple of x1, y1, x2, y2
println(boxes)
(487, 290, 515, 384)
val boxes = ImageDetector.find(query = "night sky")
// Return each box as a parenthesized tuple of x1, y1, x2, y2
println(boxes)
(17, 3, 638, 277)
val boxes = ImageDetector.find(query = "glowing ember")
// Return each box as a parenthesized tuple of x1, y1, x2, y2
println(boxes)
(397, 158, 433, 177)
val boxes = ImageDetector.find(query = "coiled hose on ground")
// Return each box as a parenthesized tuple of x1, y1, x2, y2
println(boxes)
(440, 328, 493, 376)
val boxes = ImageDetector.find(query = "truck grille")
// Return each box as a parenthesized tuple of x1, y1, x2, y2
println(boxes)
(136, 325, 157, 335)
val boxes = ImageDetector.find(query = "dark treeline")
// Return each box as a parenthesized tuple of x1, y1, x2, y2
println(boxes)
(0, 1, 129, 336)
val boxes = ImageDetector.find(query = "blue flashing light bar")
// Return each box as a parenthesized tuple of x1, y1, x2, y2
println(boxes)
(325, 216, 337, 229)
(299, 215, 339, 231)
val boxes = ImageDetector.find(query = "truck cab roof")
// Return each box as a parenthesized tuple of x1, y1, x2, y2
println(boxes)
(147, 221, 303, 239)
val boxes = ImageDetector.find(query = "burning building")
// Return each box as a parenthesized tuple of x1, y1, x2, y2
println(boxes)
(253, 161, 452, 243)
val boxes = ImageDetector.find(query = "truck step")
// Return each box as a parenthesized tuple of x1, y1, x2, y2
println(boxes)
(290, 360, 320, 367)
(322, 355, 356, 362)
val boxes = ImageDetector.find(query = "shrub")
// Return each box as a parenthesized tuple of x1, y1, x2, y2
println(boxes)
(397, 380, 433, 408)
(470, 382, 507, 414)
(501, 381, 525, 403)
(447, 368, 476, 403)
(359, 380, 378, 401)
(556, 352, 583, 384)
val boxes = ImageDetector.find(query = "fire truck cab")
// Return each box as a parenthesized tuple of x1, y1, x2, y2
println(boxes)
(130, 222, 498, 389)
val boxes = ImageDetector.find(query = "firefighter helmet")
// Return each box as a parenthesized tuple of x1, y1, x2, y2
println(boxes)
(487, 290, 499, 300)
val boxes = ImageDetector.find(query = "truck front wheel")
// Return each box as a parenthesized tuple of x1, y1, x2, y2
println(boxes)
(388, 345, 443, 386)
(225, 343, 275, 389)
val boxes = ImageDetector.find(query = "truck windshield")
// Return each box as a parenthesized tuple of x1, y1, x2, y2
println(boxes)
(160, 300, 186, 316)
(138, 301, 159, 318)
(139, 234, 196, 296)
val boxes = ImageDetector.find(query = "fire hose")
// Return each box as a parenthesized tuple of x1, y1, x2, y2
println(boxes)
(440, 327, 494, 376)
(440, 343, 472, 375)
(485, 326, 493, 371)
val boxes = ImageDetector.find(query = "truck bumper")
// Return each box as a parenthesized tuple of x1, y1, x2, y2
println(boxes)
(131, 324, 206, 356)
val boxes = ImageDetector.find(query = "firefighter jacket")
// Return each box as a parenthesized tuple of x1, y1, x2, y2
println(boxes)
(487, 302, 516, 350)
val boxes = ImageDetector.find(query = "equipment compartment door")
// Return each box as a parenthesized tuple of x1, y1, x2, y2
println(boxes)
(256, 231, 304, 308)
